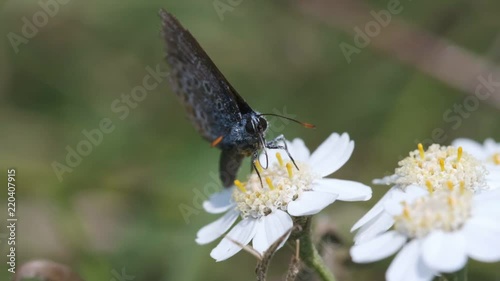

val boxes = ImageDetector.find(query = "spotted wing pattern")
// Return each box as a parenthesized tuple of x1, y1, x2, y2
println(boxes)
(160, 9, 253, 142)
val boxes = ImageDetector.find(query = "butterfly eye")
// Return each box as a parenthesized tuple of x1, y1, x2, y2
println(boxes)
(258, 117, 267, 132)
(245, 119, 256, 134)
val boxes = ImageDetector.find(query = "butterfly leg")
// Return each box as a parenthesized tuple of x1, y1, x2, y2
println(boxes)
(265, 135, 299, 170)
(251, 150, 264, 187)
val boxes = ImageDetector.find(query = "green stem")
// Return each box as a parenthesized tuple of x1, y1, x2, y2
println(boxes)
(454, 266, 468, 281)
(297, 218, 336, 281)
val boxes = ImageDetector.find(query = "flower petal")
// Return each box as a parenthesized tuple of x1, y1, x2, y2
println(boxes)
(353, 211, 394, 244)
(288, 138, 311, 162)
(473, 203, 500, 221)
(473, 187, 500, 203)
(386, 240, 435, 281)
(483, 138, 500, 155)
(252, 210, 293, 254)
(373, 174, 399, 185)
(308, 133, 354, 177)
(392, 184, 428, 203)
(486, 167, 500, 190)
(210, 218, 258, 261)
(462, 216, 500, 262)
(287, 191, 338, 216)
(451, 138, 487, 160)
(422, 231, 467, 273)
(259, 138, 311, 167)
(203, 188, 235, 214)
(350, 231, 406, 263)
(473, 189, 500, 220)
(352, 186, 425, 244)
(309, 133, 339, 165)
(196, 209, 239, 245)
(383, 185, 428, 216)
(313, 178, 372, 201)
(351, 186, 398, 232)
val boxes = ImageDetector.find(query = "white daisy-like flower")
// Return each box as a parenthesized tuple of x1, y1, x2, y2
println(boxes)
(351, 143, 496, 244)
(196, 133, 372, 261)
(451, 138, 500, 190)
(350, 186, 500, 281)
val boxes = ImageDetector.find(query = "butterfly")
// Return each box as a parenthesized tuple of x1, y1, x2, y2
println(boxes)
(159, 9, 314, 188)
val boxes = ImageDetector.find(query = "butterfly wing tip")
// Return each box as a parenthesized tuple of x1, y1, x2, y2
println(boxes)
(159, 8, 175, 24)
(159, 9, 183, 33)
(158, 8, 168, 17)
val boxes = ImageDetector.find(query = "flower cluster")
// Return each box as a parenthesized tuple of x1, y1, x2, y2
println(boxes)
(193, 134, 500, 280)
(195, 133, 372, 261)
(351, 139, 500, 281)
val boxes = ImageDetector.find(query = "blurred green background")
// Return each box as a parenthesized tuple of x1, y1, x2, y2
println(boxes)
(1, 0, 500, 280)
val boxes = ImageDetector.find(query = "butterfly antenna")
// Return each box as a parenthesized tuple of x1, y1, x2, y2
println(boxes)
(259, 113, 316, 129)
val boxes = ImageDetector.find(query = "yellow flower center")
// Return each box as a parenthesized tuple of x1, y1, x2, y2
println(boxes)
(394, 188, 472, 238)
(395, 144, 487, 193)
(492, 153, 500, 165)
(232, 153, 316, 219)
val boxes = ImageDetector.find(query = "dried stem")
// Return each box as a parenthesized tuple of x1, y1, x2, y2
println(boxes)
(285, 239, 301, 281)
(298, 0, 500, 109)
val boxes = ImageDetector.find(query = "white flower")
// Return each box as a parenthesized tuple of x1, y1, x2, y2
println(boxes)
(451, 138, 500, 165)
(196, 133, 372, 261)
(351, 143, 496, 244)
(350, 187, 500, 281)
(451, 138, 500, 190)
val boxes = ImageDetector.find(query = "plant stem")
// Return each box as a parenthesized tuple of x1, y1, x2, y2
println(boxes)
(297, 217, 336, 281)
(454, 266, 468, 281)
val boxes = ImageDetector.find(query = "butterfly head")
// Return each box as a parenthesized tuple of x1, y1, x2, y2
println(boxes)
(245, 115, 268, 136)
(219, 113, 268, 156)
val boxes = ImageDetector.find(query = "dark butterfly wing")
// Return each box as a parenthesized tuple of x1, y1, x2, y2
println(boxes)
(219, 149, 244, 187)
(160, 9, 254, 142)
